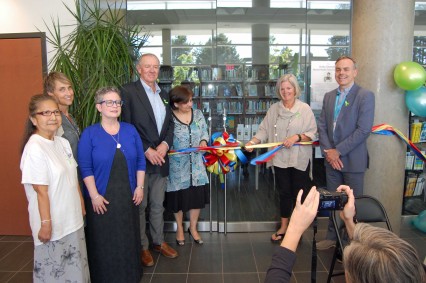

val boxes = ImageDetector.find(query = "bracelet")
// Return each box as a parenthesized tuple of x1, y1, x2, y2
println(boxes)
(92, 195, 100, 201)
(41, 219, 51, 223)
(297, 134, 302, 142)
(136, 185, 144, 190)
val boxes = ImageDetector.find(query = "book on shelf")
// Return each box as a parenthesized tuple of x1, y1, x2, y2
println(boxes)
(419, 122, 426, 142)
(410, 121, 422, 143)
(414, 174, 425, 196)
(212, 67, 223, 81)
(265, 84, 276, 97)
(202, 102, 210, 114)
(248, 85, 257, 97)
(237, 124, 244, 140)
(405, 173, 425, 197)
(406, 152, 415, 170)
(405, 173, 418, 197)
(251, 124, 259, 137)
(223, 85, 232, 97)
(413, 151, 425, 170)
(235, 84, 243, 96)
(159, 65, 173, 80)
(227, 116, 235, 129)
(243, 125, 251, 141)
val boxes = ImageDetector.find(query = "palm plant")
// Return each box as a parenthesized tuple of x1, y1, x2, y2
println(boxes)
(44, 0, 150, 129)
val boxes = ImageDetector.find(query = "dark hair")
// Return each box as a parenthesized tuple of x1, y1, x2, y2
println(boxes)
(335, 56, 357, 69)
(94, 86, 121, 104)
(169, 86, 193, 110)
(43, 71, 72, 94)
(21, 94, 58, 152)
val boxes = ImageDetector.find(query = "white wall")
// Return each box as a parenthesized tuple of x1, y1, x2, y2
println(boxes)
(0, 0, 77, 68)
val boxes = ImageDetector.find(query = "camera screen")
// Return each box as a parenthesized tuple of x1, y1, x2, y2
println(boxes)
(319, 200, 336, 209)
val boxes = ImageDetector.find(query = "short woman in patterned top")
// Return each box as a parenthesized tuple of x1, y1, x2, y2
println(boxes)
(165, 86, 209, 246)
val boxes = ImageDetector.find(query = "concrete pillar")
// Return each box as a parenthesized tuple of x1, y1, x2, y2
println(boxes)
(162, 28, 171, 65)
(252, 24, 269, 64)
(352, 0, 415, 234)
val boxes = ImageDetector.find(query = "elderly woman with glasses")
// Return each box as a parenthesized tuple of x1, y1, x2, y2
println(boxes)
(20, 94, 90, 283)
(78, 87, 146, 283)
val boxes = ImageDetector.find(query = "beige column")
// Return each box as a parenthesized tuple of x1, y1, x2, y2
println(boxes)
(162, 28, 172, 65)
(352, 0, 415, 234)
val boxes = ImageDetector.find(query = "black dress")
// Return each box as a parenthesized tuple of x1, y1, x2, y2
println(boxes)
(85, 149, 142, 283)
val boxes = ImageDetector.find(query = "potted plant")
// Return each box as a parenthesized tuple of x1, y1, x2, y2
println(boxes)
(44, 0, 150, 129)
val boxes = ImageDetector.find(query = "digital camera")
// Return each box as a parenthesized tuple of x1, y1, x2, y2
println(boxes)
(317, 188, 348, 210)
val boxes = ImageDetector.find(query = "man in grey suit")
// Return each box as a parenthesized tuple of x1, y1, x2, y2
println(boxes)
(317, 56, 375, 249)
(121, 53, 178, 266)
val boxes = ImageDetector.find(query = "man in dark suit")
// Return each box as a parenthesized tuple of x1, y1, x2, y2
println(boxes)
(121, 53, 178, 266)
(317, 56, 375, 250)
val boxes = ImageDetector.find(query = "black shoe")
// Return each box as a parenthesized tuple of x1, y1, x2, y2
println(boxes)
(176, 239, 185, 246)
(187, 228, 203, 245)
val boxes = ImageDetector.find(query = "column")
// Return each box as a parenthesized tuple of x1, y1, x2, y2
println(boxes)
(252, 24, 270, 64)
(162, 28, 171, 65)
(352, 0, 415, 233)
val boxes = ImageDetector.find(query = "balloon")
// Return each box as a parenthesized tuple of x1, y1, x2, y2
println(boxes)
(406, 87, 426, 117)
(394, 61, 426, 90)
(412, 210, 426, 233)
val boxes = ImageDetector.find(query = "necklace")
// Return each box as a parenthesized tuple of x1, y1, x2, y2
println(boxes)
(101, 123, 121, 148)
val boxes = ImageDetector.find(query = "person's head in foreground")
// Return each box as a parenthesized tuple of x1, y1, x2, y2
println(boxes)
(343, 223, 425, 283)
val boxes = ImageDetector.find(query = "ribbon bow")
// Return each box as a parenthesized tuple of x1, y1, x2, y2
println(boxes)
(203, 132, 248, 186)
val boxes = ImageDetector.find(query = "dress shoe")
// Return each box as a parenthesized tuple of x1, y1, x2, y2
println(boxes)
(188, 228, 203, 245)
(140, 249, 154, 267)
(176, 239, 185, 246)
(153, 242, 178, 258)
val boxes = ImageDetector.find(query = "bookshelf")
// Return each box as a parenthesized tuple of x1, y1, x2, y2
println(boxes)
(158, 64, 280, 139)
(187, 64, 278, 141)
(404, 113, 426, 215)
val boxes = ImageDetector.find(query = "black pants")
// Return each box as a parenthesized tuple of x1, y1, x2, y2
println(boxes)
(274, 163, 313, 218)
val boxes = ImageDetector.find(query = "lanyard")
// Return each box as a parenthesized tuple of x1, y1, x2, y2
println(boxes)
(333, 89, 347, 122)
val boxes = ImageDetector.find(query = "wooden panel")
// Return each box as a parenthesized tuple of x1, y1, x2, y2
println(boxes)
(0, 34, 46, 235)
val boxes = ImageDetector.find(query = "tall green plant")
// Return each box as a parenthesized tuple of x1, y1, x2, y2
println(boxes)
(44, 0, 149, 129)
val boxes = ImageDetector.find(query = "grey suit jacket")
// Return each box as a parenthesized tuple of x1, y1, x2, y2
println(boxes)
(120, 80, 174, 177)
(317, 83, 375, 173)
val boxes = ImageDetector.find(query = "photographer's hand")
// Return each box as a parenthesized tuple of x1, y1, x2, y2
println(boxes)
(337, 185, 356, 239)
(281, 186, 320, 252)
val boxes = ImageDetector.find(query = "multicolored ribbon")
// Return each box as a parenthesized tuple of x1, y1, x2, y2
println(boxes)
(248, 141, 319, 165)
(203, 132, 247, 177)
(372, 123, 426, 162)
(169, 124, 424, 170)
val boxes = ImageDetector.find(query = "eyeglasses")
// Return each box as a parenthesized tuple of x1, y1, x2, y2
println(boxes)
(98, 100, 124, 107)
(35, 109, 61, 116)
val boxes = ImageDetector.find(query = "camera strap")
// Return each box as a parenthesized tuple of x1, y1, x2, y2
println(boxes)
(311, 216, 318, 283)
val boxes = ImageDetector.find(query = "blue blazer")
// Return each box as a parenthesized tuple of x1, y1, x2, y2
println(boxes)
(318, 83, 375, 173)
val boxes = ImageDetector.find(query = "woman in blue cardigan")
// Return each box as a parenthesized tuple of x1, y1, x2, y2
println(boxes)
(78, 86, 146, 283)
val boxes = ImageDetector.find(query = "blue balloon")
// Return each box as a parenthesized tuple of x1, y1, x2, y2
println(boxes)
(412, 210, 426, 233)
(406, 86, 426, 117)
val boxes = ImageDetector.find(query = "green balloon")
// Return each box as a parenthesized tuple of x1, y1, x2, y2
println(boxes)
(394, 61, 426, 90)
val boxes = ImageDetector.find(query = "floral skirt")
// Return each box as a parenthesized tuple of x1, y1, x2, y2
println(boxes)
(33, 226, 90, 283)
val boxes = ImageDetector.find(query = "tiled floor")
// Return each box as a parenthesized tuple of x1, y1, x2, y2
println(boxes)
(1, 218, 425, 283)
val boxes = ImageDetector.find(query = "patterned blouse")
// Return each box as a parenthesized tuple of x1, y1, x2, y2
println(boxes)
(167, 109, 209, 192)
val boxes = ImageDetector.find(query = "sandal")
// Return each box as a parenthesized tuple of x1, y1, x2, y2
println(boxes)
(271, 232, 285, 243)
